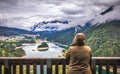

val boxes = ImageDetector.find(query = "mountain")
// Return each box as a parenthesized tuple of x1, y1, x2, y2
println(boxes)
(33, 21, 92, 45)
(0, 26, 34, 36)
(34, 20, 120, 57)
(51, 20, 120, 57)
(35, 26, 80, 45)
(84, 20, 120, 57)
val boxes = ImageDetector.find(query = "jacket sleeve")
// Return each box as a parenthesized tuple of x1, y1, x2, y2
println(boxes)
(65, 48, 71, 62)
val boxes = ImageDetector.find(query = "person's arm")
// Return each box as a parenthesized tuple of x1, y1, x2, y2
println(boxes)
(65, 48, 71, 62)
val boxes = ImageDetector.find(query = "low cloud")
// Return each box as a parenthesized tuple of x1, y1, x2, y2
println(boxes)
(93, 5, 120, 24)
(61, 8, 84, 15)
(91, 0, 120, 6)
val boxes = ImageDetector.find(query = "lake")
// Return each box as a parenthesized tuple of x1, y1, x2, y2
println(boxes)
(22, 42, 65, 74)
(22, 42, 64, 58)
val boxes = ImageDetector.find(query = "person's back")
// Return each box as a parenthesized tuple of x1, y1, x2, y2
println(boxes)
(66, 33, 92, 74)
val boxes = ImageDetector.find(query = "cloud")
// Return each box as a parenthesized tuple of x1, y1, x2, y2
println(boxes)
(0, 14, 2, 18)
(93, 5, 120, 24)
(61, 8, 84, 15)
(0, 0, 18, 6)
(0, 0, 120, 31)
(91, 0, 120, 6)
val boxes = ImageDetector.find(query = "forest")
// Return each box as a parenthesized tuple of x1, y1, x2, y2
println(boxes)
(0, 39, 36, 57)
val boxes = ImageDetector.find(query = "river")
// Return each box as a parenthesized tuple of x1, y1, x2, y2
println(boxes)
(22, 42, 64, 58)
(22, 42, 65, 74)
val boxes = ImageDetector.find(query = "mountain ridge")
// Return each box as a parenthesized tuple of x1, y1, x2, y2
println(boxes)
(0, 26, 35, 36)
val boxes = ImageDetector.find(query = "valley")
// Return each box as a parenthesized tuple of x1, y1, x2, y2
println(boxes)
(0, 20, 120, 57)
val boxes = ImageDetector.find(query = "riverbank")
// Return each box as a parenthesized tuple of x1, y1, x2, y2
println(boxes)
(15, 42, 41, 57)
(54, 42, 68, 48)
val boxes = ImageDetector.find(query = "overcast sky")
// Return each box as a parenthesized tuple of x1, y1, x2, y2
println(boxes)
(0, 0, 120, 30)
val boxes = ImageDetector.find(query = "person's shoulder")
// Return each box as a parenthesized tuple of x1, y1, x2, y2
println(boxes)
(84, 46, 91, 51)
(69, 46, 75, 49)
(68, 46, 77, 51)
(66, 46, 74, 53)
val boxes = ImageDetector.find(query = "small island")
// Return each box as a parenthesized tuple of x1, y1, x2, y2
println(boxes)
(37, 42, 49, 51)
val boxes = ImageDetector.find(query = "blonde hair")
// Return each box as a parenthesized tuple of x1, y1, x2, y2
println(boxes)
(71, 33, 85, 46)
